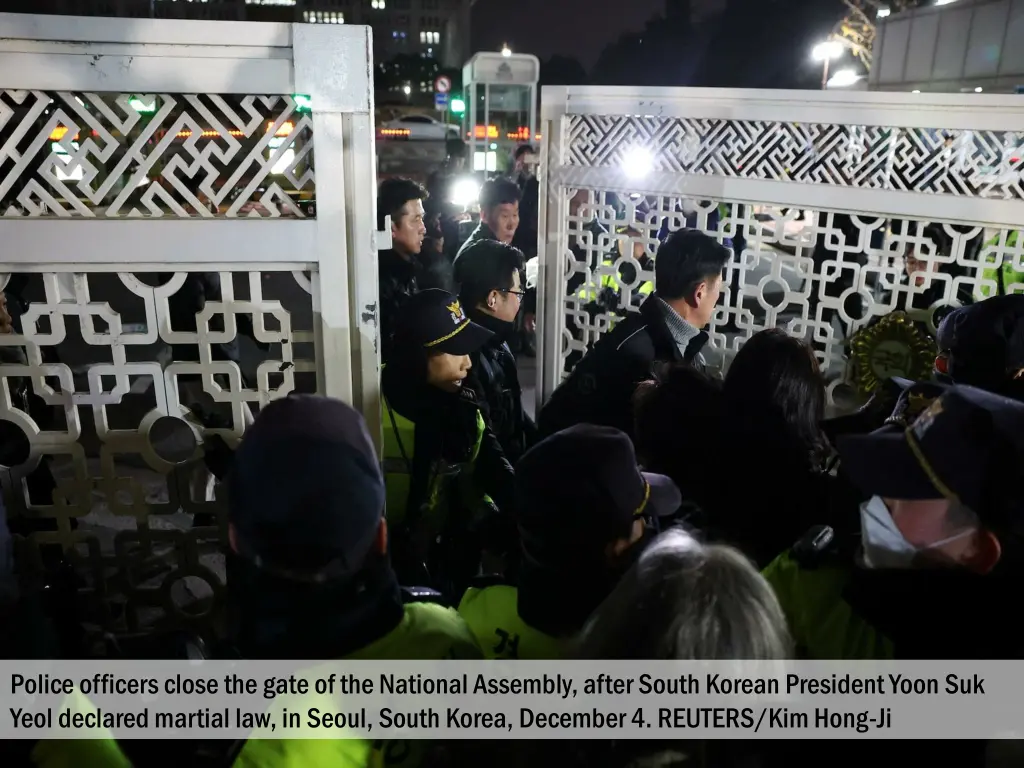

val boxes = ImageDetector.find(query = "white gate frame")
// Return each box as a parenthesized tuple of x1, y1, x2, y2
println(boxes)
(536, 85, 1024, 406)
(0, 12, 383, 443)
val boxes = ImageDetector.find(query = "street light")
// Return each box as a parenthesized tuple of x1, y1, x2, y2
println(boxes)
(812, 40, 844, 90)
(501, 44, 512, 57)
(402, 84, 411, 96)
(827, 68, 860, 88)
(622, 147, 654, 179)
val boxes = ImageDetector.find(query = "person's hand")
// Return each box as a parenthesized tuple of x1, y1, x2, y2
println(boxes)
(0, 293, 13, 334)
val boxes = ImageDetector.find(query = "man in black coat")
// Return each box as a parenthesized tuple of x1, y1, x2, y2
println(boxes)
(538, 229, 731, 440)
(377, 178, 428, 362)
(454, 177, 521, 262)
(456, 239, 537, 464)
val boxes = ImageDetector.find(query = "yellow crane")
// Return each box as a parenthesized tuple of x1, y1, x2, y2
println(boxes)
(833, 0, 923, 72)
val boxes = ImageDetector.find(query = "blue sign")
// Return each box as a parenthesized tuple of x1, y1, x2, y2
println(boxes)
(434, 92, 449, 111)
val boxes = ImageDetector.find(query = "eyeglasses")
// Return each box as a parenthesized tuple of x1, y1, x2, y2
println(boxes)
(500, 289, 526, 300)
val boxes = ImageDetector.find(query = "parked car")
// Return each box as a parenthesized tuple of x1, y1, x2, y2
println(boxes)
(380, 115, 459, 141)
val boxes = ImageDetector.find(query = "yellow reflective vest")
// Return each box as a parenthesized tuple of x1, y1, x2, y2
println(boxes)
(31, 690, 132, 768)
(381, 394, 486, 530)
(762, 551, 895, 660)
(978, 230, 1024, 299)
(235, 602, 484, 768)
(458, 584, 568, 660)
(575, 259, 654, 305)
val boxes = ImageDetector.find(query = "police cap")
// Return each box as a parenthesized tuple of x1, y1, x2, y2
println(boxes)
(394, 288, 493, 356)
(515, 424, 682, 555)
(839, 385, 1024, 533)
(228, 395, 385, 583)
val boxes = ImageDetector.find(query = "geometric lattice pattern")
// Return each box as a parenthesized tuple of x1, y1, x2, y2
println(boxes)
(1, 269, 317, 643)
(567, 116, 1024, 199)
(0, 91, 314, 217)
(559, 188, 1024, 407)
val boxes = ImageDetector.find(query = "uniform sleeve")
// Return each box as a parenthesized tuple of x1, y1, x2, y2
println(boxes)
(473, 424, 515, 517)
(471, 426, 518, 557)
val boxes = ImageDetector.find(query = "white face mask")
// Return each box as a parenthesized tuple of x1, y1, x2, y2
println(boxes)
(859, 495, 974, 570)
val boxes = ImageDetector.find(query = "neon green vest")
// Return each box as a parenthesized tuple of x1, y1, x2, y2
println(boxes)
(762, 551, 894, 660)
(381, 394, 486, 529)
(31, 690, 133, 768)
(235, 603, 484, 768)
(978, 230, 1024, 299)
(458, 584, 568, 660)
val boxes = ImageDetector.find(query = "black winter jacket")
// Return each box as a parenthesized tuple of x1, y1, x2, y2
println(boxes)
(464, 309, 536, 464)
(538, 295, 707, 441)
(378, 249, 420, 363)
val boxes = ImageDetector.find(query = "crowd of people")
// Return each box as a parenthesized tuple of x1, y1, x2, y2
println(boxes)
(4, 151, 1024, 765)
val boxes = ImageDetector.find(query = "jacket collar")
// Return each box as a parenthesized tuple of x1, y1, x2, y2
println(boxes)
(467, 306, 514, 346)
(639, 295, 708, 363)
(380, 248, 421, 278)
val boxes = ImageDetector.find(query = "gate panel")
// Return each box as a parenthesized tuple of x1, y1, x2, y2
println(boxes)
(0, 14, 379, 646)
(538, 86, 1024, 410)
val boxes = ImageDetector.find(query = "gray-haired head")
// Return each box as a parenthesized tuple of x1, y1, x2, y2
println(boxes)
(576, 528, 792, 660)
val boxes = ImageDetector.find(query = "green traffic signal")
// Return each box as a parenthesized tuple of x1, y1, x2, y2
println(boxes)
(450, 98, 466, 115)
(294, 94, 313, 113)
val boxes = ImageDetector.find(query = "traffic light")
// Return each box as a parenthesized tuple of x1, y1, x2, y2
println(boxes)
(129, 96, 156, 113)
(293, 94, 313, 113)
(450, 97, 466, 115)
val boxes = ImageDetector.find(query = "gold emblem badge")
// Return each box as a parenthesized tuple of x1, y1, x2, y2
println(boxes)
(447, 299, 466, 324)
(850, 311, 937, 397)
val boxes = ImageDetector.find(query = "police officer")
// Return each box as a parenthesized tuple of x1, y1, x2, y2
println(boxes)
(225, 394, 483, 767)
(934, 294, 1024, 400)
(382, 289, 516, 598)
(765, 384, 1024, 661)
(458, 424, 681, 659)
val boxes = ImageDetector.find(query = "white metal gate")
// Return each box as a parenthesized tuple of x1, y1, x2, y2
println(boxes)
(0, 13, 380, 642)
(537, 86, 1024, 409)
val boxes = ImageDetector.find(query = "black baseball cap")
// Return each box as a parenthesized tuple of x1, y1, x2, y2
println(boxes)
(228, 395, 385, 583)
(935, 296, 1024, 388)
(394, 288, 493, 356)
(839, 385, 1024, 531)
(516, 425, 682, 555)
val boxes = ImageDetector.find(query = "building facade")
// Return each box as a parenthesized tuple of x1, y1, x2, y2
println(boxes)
(870, 0, 1024, 94)
(44, 0, 474, 68)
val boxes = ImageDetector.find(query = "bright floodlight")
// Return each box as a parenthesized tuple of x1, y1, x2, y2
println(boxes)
(501, 45, 512, 57)
(975, 86, 984, 93)
(827, 68, 860, 88)
(451, 178, 480, 207)
(812, 40, 843, 62)
(402, 85, 411, 95)
(877, 7, 890, 17)
(622, 147, 654, 179)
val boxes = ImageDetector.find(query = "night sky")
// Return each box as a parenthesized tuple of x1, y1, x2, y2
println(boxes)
(471, 0, 665, 69)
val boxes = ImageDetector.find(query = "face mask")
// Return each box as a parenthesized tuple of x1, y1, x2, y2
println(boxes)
(859, 495, 974, 570)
